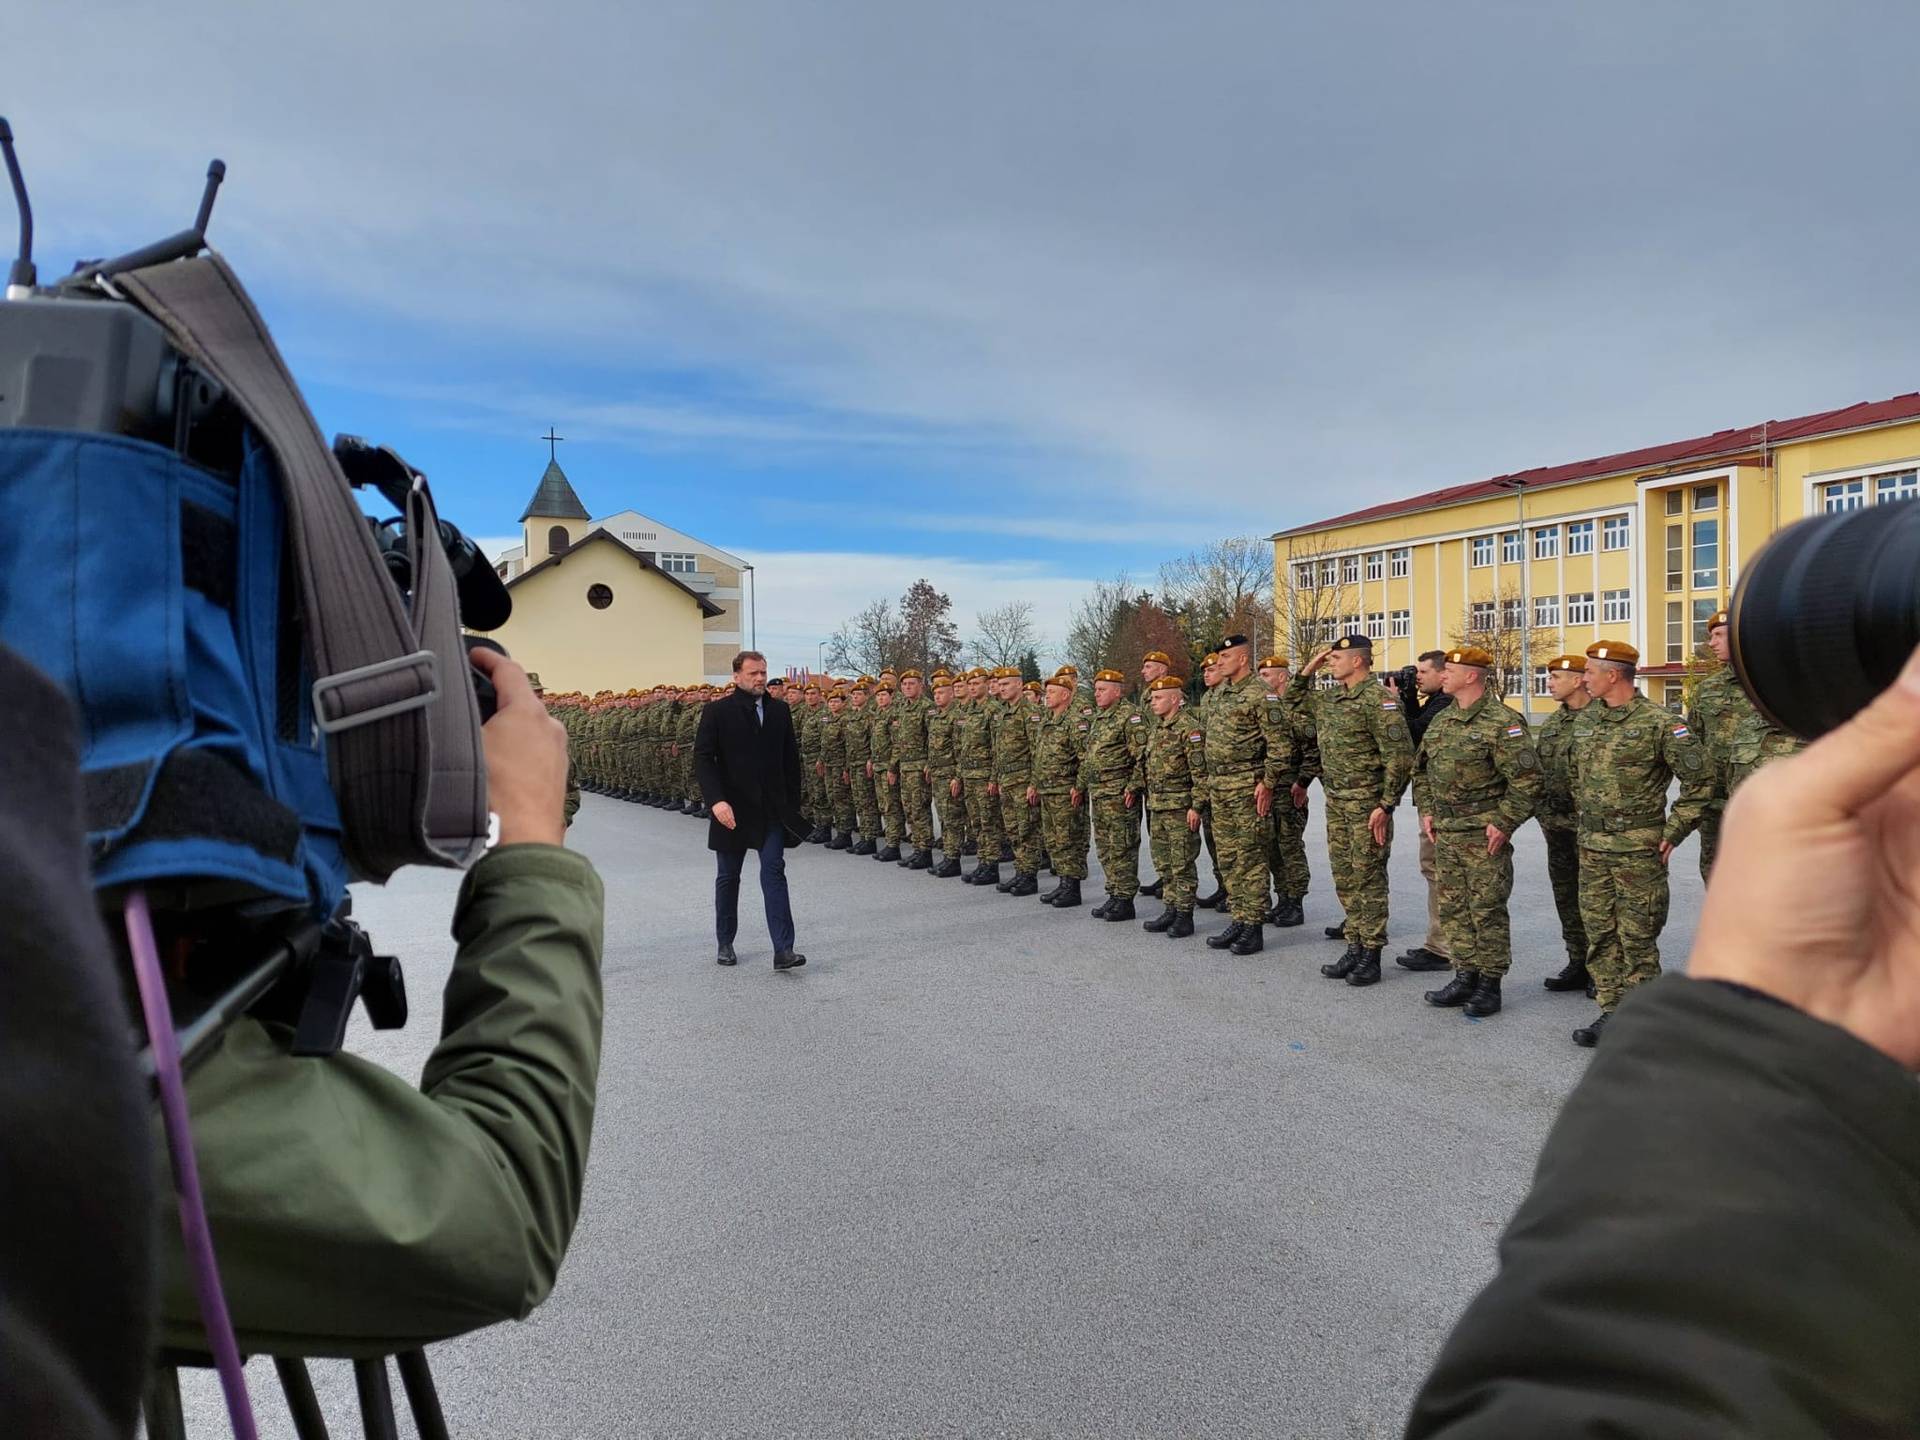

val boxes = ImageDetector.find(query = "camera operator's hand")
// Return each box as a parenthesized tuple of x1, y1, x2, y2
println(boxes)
(1690, 642, 1920, 1069)
(470, 647, 568, 849)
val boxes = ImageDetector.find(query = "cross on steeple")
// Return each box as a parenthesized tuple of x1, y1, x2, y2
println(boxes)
(542, 427, 566, 463)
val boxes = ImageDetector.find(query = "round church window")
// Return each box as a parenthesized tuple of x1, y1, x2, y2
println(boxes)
(587, 584, 613, 610)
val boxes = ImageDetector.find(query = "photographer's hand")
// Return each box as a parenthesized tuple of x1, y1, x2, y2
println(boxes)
(1690, 642, 1920, 1069)
(470, 648, 568, 848)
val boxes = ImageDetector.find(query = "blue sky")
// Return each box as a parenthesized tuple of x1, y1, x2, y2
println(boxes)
(12, 1, 1920, 662)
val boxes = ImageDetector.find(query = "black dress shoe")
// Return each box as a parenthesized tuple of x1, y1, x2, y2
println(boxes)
(1396, 947, 1453, 973)
(1424, 971, 1477, 1007)
(1102, 896, 1136, 922)
(1007, 871, 1039, 897)
(1206, 921, 1246, 951)
(1324, 922, 1348, 939)
(1464, 974, 1503, 1018)
(1230, 923, 1264, 956)
(1142, 905, 1177, 933)
(1346, 947, 1384, 987)
(773, 950, 807, 971)
(1140, 877, 1163, 899)
(1542, 961, 1591, 992)
(1050, 877, 1082, 908)
(1166, 908, 1195, 939)
(1572, 1011, 1610, 1047)
(716, 945, 738, 967)
(1322, 942, 1363, 979)
(1196, 887, 1226, 911)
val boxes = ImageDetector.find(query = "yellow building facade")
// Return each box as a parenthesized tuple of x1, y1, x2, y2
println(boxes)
(1272, 393, 1920, 715)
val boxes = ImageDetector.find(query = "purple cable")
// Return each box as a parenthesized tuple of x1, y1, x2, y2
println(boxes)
(125, 889, 259, 1440)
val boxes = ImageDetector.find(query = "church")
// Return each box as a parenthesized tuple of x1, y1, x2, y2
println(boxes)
(475, 452, 754, 693)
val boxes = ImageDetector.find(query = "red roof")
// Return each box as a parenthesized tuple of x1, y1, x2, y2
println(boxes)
(1275, 392, 1920, 538)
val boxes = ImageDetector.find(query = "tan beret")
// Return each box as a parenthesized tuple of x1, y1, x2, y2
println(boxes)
(1546, 654, 1587, 673)
(1093, 668, 1126, 684)
(1445, 646, 1495, 669)
(1141, 651, 1174, 667)
(1202, 652, 1220, 666)
(1045, 673, 1075, 690)
(901, 669, 923, 680)
(1586, 640, 1640, 665)
(1147, 675, 1186, 692)
(1258, 654, 1288, 669)
(1707, 608, 1730, 631)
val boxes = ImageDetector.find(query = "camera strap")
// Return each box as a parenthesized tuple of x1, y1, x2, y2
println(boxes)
(112, 254, 488, 879)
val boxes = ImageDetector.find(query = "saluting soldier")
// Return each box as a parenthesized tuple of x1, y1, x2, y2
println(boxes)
(1030, 673, 1091, 908)
(894, 670, 936, 869)
(1534, 655, 1593, 993)
(925, 670, 967, 877)
(1140, 675, 1204, 938)
(1566, 640, 1714, 1048)
(1256, 654, 1317, 928)
(1412, 646, 1542, 1019)
(1201, 635, 1297, 957)
(1293, 635, 1415, 987)
(1079, 668, 1149, 920)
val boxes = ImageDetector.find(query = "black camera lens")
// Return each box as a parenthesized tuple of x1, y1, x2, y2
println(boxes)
(1730, 498, 1920, 740)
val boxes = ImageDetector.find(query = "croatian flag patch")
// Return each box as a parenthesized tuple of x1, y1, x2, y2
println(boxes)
(1506, 725, 1525, 737)
(1383, 701, 1397, 710)
(1672, 724, 1690, 737)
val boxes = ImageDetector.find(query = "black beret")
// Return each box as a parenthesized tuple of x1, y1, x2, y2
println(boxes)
(1332, 633, 1373, 652)
(1215, 633, 1251, 650)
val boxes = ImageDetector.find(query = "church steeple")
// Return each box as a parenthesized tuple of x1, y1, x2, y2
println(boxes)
(519, 458, 591, 523)
(520, 432, 593, 563)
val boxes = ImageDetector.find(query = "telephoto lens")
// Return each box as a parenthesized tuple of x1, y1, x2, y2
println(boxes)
(1730, 498, 1920, 740)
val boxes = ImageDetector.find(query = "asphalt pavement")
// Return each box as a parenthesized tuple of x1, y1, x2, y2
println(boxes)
(177, 792, 1708, 1439)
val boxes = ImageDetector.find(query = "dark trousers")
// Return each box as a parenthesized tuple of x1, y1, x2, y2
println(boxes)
(715, 828, 795, 953)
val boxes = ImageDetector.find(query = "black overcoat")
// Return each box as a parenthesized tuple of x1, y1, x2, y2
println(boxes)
(693, 685, 805, 853)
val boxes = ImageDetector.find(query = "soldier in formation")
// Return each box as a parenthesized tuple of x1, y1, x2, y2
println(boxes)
(1533, 655, 1592, 994)
(1079, 668, 1147, 920)
(1030, 672, 1091, 907)
(1256, 654, 1317, 928)
(1688, 608, 1804, 880)
(1139, 675, 1203, 937)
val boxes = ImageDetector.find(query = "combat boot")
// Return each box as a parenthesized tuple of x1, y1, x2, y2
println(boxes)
(1007, 870, 1039, 897)
(852, 837, 877, 856)
(694, 803, 712, 820)
(996, 867, 1019, 892)
(1324, 922, 1348, 939)
(1140, 877, 1163, 899)
(1268, 896, 1304, 928)
(1321, 942, 1363, 979)
(1195, 886, 1226, 911)
(875, 844, 901, 863)
(809, 825, 832, 845)
(967, 861, 1000, 887)
(1206, 921, 1246, 951)
(1166, 909, 1195, 939)
(1464, 974, 1503, 1018)
(1042, 879, 1067, 904)
(1230, 923, 1263, 956)
(1346, 947, 1384, 987)
(1571, 1011, 1610, 1047)
(1101, 896, 1135, 922)
(931, 855, 962, 878)
(1397, 947, 1452, 972)
(1542, 961, 1591, 992)
(1087, 894, 1112, 917)
(962, 839, 977, 857)
(999, 842, 1015, 864)
(1424, 971, 1477, 1007)
(1141, 905, 1177, 933)
(1049, 877, 1082, 908)
(907, 849, 932, 871)
(828, 831, 852, 851)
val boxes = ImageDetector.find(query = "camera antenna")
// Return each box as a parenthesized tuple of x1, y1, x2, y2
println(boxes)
(62, 154, 228, 287)
(194, 158, 226, 235)
(0, 117, 35, 295)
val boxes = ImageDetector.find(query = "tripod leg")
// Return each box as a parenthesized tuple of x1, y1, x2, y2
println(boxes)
(273, 1356, 332, 1440)
(395, 1350, 451, 1440)
(352, 1357, 400, 1440)
(141, 1365, 188, 1440)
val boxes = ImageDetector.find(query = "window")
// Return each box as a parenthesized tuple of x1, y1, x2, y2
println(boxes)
(1531, 667, 1551, 697)
(1533, 526, 1559, 560)
(1342, 555, 1361, 585)
(1566, 592, 1596, 625)
(1365, 612, 1386, 641)
(1533, 594, 1560, 628)
(1504, 671, 1525, 698)
(548, 525, 571, 554)
(1341, 614, 1361, 635)
(1295, 562, 1316, 589)
(1665, 524, 1683, 591)
(1501, 531, 1522, 564)
(1364, 551, 1384, 581)
(1663, 682, 1685, 713)
(1390, 547, 1411, 578)
(1664, 490, 1684, 516)
(1665, 600, 1684, 663)
(659, 552, 698, 574)
(1469, 601, 1495, 632)
(1692, 598, 1720, 649)
(1692, 485, 1720, 512)
(1471, 535, 1494, 567)
(1691, 518, 1719, 590)
(1320, 559, 1339, 586)
(1501, 597, 1524, 631)
(1602, 589, 1633, 624)
(1390, 609, 1411, 639)
(1823, 478, 1866, 512)
(1876, 470, 1919, 504)
(587, 583, 613, 610)
(1566, 519, 1594, 556)
(1602, 515, 1630, 551)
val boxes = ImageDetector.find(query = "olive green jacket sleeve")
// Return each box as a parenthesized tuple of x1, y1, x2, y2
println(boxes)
(1407, 977, 1920, 1439)
(1372, 692, 1415, 808)
(156, 844, 606, 1358)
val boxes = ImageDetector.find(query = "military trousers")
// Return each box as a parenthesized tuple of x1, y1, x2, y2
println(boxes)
(1146, 808, 1200, 909)
(829, 768, 856, 832)
(1265, 792, 1312, 900)
(1541, 823, 1587, 968)
(1578, 837, 1670, 1012)
(1037, 791, 1088, 878)
(1198, 803, 1221, 894)
(1415, 830, 1453, 960)
(962, 776, 1003, 860)
(1326, 795, 1393, 947)
(1433, 825, 1515, 977)
(898, 766, 934, 849)
(1001, 784, 1042, 873)
(931, 770, 967, 853)
(880, 771, 906, 845)
(1697, 803, 1723, 883)
(850, 769, 880, 837)
(1209, 783, 1272, 925)
(1089, 790, 1141, 897)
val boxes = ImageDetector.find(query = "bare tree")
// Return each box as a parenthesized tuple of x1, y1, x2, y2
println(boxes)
(1158, 537, 1274, 653)
(824, 598, 904, 676)
(970, 601, 1039, 669)
(1274, 532, 1365, 663)
(1063, 573, 1144, 679)
(1448, 582, 1556, 702)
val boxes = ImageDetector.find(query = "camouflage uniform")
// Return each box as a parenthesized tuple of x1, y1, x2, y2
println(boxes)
(1687, 667, 1744, 879)
(956, 690, 1003, 862)
(675, 699, 702, 805)
(992, 693, 1043, 875)
(1032, 702, 1090, 879)
(892, 691, 935, 853)
(926, 694, 968, 855)
(871, 697, 905, 848)
(819, 702, 855, 834)
(1078, 699, 1149, 898)
(1265, 682, 1319, 902)
(1144, 704, 1205, 910)
(1725, 701, 1804, 793)
(1531, 696, 1589, 970)
(1567, 693, 1713, 1013)
(1290, 672, 1414, 947)
(1204, 672, 1298, 927)
(794, 695, 820, 824)
(1411, 694, 1541, 979)
(844, 696, 879, 840)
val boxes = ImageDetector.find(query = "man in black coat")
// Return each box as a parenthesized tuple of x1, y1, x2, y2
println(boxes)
(694, 650, 808, 970)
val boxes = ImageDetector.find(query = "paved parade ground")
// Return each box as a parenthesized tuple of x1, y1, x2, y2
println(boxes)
(184, 794, 1708, 1438)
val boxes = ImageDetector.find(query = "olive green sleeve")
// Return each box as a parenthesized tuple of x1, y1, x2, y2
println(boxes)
(1375, 698, 1415, 808)
(1127, 710, 1149, 794)
(1494, 720, 1541, 837)
(1662, 720, 1714, 846)
(1411, 735, 1433, 815)
(156, 845, 606, 1358)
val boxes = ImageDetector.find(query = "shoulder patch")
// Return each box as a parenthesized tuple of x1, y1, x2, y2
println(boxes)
(1505, 725, 1525, 737)
(1265, 694, 1281, 702)
(1187, 730, 1203, 742)
(1672, 723, 1691, 737)
(1383, 701, 1398, 710)
(1128, 714, 1142, 723)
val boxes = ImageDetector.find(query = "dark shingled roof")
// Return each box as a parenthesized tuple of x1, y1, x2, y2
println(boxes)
(519, 459, 591, 522)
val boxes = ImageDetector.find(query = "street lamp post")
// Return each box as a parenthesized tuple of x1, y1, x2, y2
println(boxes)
(743, 564, 756, 651)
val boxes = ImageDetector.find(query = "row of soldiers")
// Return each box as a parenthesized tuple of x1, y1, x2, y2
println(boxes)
(550, 684, 728, 817)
